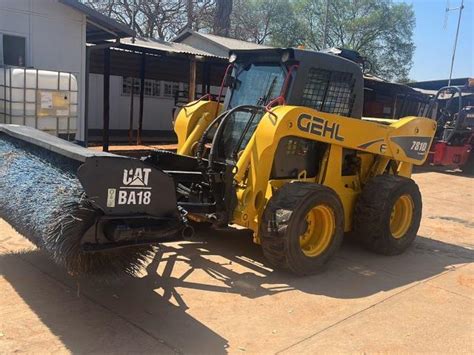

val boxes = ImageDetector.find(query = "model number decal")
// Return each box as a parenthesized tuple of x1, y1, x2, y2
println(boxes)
(390, 136, 432, 161)
(117, 190, 151, 205)
(410, 141, 428, 152)
(107, 168, 153, 207)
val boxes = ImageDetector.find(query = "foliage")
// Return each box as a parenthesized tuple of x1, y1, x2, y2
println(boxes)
(229, 0, 305, 45)
(290, 0, 415, 80)
(82, 0, 215, 39)
(83, 0, 415, 81)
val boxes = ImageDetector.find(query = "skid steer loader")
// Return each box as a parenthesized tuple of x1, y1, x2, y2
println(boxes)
(0, 48, 436, 275)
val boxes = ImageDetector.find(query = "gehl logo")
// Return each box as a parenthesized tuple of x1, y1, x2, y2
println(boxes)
(297, 114, 344, 142)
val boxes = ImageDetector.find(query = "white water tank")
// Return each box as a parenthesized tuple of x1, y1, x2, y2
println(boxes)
(0, 67, 78, 138)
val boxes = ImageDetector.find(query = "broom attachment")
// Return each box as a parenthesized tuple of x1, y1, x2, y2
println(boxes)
(0, 125, 186, 277)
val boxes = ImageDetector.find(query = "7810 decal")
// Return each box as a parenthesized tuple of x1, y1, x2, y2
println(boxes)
(410, 140, 429, 152)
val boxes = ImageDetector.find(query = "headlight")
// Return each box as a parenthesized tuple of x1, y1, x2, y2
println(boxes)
(229, 53, 238, 63)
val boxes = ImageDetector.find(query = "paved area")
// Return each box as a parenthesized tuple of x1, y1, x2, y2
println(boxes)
(0, 171, 473, 354)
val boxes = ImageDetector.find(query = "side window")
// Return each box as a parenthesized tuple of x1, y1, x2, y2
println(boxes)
(1, 34, 26, 66)
(122, 77, 161, 97)
(301, 68, 355, 116)
(164, 81, 180, 97)
(122, 77, 141, 95)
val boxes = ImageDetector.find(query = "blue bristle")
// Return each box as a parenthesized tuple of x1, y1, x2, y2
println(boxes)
(0, 134, 154, 277)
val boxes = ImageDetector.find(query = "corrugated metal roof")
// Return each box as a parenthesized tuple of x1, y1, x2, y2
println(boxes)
(197, 32, 272, 50)
(408, 77, 470, 90)
(173, 29, 271, 51)
(119, 37, 225, 58)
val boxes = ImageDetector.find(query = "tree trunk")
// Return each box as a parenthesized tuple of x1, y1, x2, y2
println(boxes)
(213, 0, 232, 36)
(186, 0, 194, 29)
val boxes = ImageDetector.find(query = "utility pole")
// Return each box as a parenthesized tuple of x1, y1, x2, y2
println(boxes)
(446, 0, 464, 86)
(322, 0, 330, 49)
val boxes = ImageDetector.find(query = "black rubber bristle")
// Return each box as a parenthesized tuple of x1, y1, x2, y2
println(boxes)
(0, 134, 154, 278)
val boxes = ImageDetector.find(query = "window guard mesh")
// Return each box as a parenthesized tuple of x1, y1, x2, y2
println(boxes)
(301, 68, 355, 116)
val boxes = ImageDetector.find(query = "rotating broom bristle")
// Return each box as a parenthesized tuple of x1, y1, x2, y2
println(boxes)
(0, 134, 154, 278)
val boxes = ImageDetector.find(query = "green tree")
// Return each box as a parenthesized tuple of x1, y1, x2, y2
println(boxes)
(288, 0, 415, 81)
(229, 0, 304, 45)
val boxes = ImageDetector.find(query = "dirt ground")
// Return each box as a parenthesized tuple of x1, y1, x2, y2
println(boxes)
(0, 170, 473, 354)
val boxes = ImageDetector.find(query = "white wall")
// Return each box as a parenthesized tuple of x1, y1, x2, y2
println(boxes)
(88, 74, 176, 131)
(88, 74, 222, 134)
(0, 0, 86, 140)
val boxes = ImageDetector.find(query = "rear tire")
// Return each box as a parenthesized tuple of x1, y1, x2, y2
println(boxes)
(354, 175, 422, 255)
(260, 182, 344, 275)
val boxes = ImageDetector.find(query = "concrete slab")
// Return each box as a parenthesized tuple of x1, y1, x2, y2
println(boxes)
(281, 278, 473, 354)
(0, 252, 175, 354)
(0, 170, 473, 353)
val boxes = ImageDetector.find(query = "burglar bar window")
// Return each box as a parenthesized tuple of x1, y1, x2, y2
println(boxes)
(301, 68, 355, 116)
(122, 77, 160, 97)
(164, 81, 180, 97)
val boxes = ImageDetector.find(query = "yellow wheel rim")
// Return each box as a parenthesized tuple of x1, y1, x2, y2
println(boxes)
(299, 205, 335, 257)
(390, 194, 414, 239)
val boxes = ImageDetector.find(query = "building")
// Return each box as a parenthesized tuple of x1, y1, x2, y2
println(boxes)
(86, 37, 227, 145)
(408, 77, 471, 92)
(363, 74, 429, 119)
(0, 0, 133, 142)
(172, 29, 271, 57)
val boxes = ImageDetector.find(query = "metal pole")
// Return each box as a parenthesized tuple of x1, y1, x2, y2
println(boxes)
(23, 68, 26, 126)
(102, 47, 110, 152)
(34, 69, 38, 128)
(84, 46, 90, 147)
(448, 0, 464, 86)
(128, 77, 135, 144)
(137, 51, 146, 145)
(56, 71, 60, 137)
(67, 72, 71, 140)
(83, 42, 117, 147)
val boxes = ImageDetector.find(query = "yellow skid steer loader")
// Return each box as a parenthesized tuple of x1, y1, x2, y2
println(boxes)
(0, 48, 436, 276)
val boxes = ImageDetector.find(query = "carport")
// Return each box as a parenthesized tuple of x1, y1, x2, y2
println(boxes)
(85, 38, 227, 150)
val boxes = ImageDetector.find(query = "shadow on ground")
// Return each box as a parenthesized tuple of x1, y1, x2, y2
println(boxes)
(1, 227, 473, 353)
(145, 226, 474, 299)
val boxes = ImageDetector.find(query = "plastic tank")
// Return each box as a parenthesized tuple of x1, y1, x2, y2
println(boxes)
(0, 67, 78, 138)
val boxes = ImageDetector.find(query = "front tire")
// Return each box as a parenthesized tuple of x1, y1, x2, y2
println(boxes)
(260, 182, 344, 275)
(354, 175, 422, 255)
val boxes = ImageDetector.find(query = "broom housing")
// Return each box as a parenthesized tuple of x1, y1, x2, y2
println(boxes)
(0, 124, 185, 277)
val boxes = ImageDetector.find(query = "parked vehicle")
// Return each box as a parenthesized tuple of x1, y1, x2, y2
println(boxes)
(425, 83, 474, 173)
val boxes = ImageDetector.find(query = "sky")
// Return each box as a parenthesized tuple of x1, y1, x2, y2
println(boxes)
(396, 0, 473, 81)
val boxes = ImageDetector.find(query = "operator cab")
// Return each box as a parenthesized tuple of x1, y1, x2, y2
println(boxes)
(217, 48, 364, 163)
(224, 48, 363, 116)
